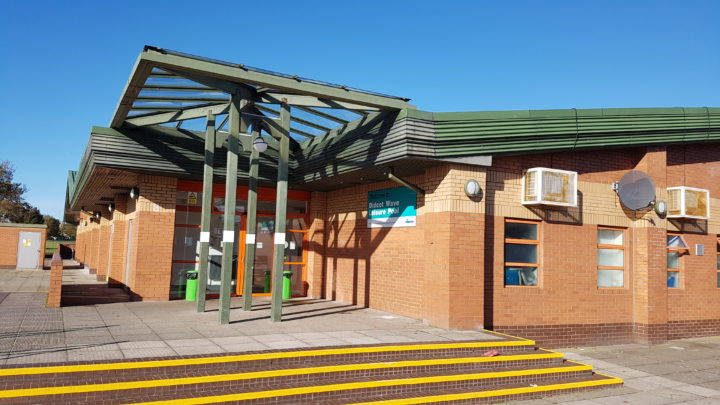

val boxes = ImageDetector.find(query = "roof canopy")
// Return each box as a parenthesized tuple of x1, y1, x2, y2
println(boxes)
(112, 46, 414, 143)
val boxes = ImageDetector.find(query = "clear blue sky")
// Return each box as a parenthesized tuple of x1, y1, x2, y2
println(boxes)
(1, 1, 718, 219)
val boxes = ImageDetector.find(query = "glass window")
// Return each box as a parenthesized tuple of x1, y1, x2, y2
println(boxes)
(505, 222, 538, 240)
(667, 232, 685, 288)
(597, 227, 625, 287)
(504, 220, 539, 287)
(598, 269, 624, 287)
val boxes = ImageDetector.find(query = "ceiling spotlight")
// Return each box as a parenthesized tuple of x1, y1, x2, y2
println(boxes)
(253, 137, 268, 153)
(129, 187, 139, 200)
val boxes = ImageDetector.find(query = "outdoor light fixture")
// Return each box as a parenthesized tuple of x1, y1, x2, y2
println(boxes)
(464, 179, 482, 198)
(94, 212, 101, 220)
(253, 136, 268, 153)
(108, 203, 115, 213)
(129, 187, 139, 200)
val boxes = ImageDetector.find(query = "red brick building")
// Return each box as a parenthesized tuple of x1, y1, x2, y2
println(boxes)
(67, 47, 720, 347)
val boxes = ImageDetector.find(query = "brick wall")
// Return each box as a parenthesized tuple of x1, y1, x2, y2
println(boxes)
(125, 175, 177, 300)
(0, 225, 47, 268)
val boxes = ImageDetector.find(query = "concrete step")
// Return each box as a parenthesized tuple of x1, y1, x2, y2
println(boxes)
(0, 338, 622, 404)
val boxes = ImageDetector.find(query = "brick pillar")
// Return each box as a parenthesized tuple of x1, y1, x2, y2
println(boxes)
(108, 194, 128, 286)
(128, 175, 177, 300)
(96, 217, 111, 281)
(47, 252, 63, 308)
(632, 146, 668, 344)
(422, 165, 487, 330)
(87, 224, 99, 273)
(307, 191, 327, 299)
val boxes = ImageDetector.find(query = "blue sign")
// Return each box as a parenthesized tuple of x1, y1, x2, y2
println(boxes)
(367, 187, 417, 228)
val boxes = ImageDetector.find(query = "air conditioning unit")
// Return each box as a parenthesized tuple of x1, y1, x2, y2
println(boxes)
(667, 187, 710, 219)
(522, 167, 577, 207)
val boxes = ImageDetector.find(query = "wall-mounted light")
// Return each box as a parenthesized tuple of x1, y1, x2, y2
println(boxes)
(94, 212, 101, 220)
(129, 187, 139, 200)
(464, 179, 482, 198)
(108, 203, 115, 213)
(253, 137, 268, 153)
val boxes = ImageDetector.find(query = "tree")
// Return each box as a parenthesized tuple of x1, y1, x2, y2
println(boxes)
(44, 215, 61, 238)
(0, 161, 43, 224)
(60, 223, 77, 239)
(0, 161, 26, 203)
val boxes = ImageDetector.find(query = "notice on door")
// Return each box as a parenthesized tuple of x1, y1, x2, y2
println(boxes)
(367, 186, 417, 228)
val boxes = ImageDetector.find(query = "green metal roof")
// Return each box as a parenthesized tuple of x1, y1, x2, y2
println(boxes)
(400, 107, 720, 156)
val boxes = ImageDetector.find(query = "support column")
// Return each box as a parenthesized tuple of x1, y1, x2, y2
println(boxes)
(196, 112, 216, 312)
(219, 96, 247, 324)
(271, 102, 291, 322)
(242, 124, 260, 310)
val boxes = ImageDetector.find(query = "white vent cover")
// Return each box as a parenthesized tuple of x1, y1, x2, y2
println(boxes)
(522, 168, 578, 207)
(667, 187, 710, 219)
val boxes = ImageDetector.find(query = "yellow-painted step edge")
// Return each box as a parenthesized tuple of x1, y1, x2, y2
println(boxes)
(0, 340, 534, 377)
(124, 365, 599, 405)
(0, 352, 563, 399)
(347, 376, 624, 405)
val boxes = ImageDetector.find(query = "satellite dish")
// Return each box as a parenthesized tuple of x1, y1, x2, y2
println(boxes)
(616, 170, 656, 211)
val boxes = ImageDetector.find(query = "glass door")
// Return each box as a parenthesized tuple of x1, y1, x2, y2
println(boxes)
(206, 212, 242, 295)
(236, 215, 307, 296)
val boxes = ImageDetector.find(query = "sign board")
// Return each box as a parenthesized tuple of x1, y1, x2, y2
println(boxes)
(367, 187, 417, 228)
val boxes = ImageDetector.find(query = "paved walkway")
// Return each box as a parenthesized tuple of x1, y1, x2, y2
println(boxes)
(0, 269, 495, 365)
(509, 337, 720, 404)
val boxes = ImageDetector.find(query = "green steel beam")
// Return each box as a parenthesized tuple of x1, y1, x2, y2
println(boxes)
(271, 102, 291, 322)
(242, 124, 261, 311)
(290, 127, 317, 139)
(139, 49, 415, 110)
(165, 69, 256, 100)
(111, 55, 154, 127)
(255, 104, 332, 133)
(218, 95, 248, 324)
(196, 111, 216, 313)
(142, 84, 221, 92)
(136, 96, 229, 103)
(258, 93, 381, 111)
(294, 105, 350, 125)
(125, 103, 229, 126)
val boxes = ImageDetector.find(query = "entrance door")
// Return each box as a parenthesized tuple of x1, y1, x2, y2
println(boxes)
(16, 231, 41, 269)
(236, 216, 307, 296)
(205, 213, 242, 295)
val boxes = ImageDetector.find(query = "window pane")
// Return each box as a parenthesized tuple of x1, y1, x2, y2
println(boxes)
(667, 235, 687, 248)
(172, 227, 200, 261)
(504, 266, 537, 286)
(717, 272, 720, 288)
(667, 252, 679, 269)
(667, 271, 680, 288)
(598, 229, 623, 245)
(505, 222, 537, 240)
(505, 243, 537, 264)
(598, 269, 624, 287)
(287, 200, 307, 214)
(717, 254, 720, 271)
(598, 248, 624, 267)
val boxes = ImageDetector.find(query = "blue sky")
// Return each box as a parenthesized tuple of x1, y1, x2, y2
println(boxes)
(1, 1, 718, 219)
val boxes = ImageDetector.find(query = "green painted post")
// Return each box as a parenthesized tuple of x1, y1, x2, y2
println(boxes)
(271, 102, 291, 322)
(242, 124, 261, 311)
(219, 95, 245, 324)
(196, 112, 216, 312)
